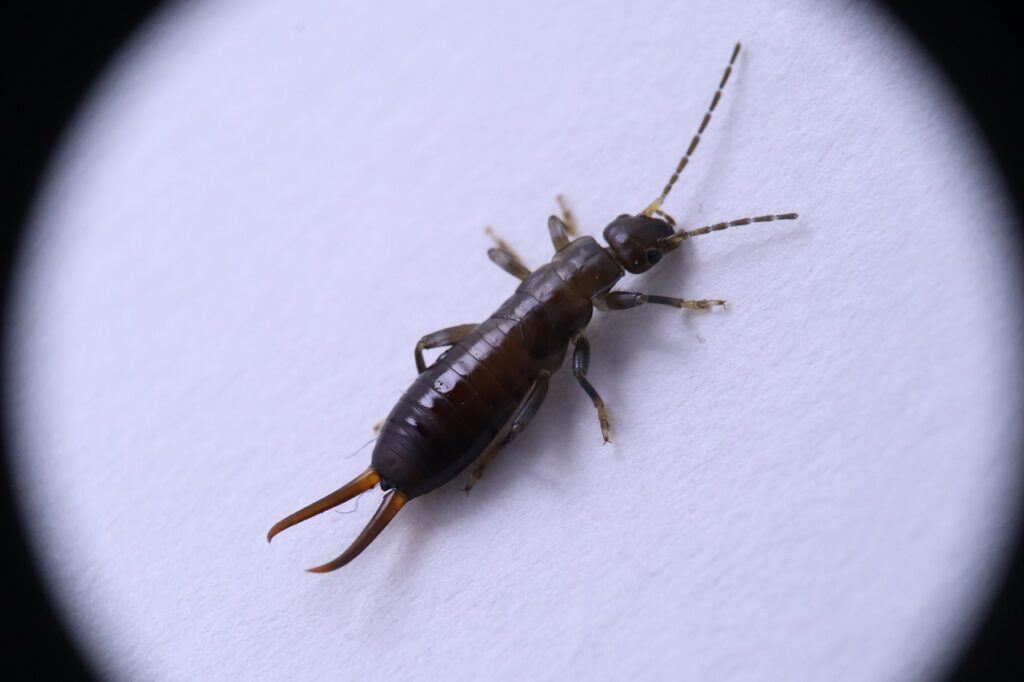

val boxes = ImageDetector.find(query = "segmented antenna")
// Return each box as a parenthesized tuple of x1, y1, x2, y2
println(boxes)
(659, 212, 799, 247)
(642, 42, 742, 217)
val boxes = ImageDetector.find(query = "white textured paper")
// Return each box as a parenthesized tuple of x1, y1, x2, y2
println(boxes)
(7, 1, 1022, 680)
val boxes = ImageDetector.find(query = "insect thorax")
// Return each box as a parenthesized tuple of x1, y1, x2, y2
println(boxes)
(549, 236, 623, 299)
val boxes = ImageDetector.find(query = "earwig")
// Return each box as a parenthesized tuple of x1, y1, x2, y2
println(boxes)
(268, 43, 798, 572)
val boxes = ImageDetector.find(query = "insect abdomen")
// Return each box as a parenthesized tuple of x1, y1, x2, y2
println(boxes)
(372, 271, 594, 497)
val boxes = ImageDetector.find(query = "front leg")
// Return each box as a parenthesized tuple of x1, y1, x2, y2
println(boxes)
(556, 194, 580, 235)
(596, 291, 726, 311)
(414, 324, 477, 373)
(548, 194, 580, 252)
(572, 333, 611, 444)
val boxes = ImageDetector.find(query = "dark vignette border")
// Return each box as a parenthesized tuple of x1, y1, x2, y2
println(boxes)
(2, 4, 166, 679)
(0, 2, 1020, 680)
(877, 6, 1024, 681)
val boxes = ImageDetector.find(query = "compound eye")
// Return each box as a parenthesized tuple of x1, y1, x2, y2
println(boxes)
(645, 249, 662, 265)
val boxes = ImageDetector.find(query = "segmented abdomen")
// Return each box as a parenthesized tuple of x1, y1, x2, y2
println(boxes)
(372, 267, 593, 497)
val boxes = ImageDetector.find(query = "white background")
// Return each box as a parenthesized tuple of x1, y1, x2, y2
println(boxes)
(7, 0, 1022, 680)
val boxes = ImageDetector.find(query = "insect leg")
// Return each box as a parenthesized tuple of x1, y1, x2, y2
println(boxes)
(549, 194, 580, 250)
(485, 226, 531, 279)
(556, 194, 580, 236)
(464, 373, 550, 492)
(596, 291, 727, 311)
(548, 215, 572, 252)
(571, 334, 612, 443)
(488, 247, 531, 280)
(415, 323, 478, 373)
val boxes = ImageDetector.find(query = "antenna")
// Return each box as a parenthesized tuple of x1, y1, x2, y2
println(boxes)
(642, 42, 742, 216)
(659, 212, 799, 247)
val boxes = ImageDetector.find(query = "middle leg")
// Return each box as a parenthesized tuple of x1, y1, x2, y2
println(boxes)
(485, 226, 531, 280)
(414, 323, 477, 373)
(572, 333, 612, 444)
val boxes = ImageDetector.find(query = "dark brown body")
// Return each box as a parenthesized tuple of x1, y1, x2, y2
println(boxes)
(267, 42, 799, 572)
(374, 236, 623, 497)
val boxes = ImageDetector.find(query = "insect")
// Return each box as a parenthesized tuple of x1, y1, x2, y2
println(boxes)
(268, 43, 798, 572)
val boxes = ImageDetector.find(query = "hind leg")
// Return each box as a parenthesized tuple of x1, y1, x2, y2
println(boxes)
(465, 372, 550, 492)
